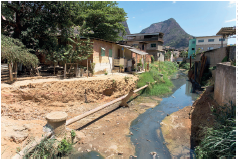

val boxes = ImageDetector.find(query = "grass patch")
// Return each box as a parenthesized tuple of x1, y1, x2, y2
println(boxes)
(195, 102, 236, 159)
(137, 61, 177, 96)
(23, 135, 74, 159)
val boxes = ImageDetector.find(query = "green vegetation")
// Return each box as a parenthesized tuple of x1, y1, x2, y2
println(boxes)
(151, 55, 155, 63)
(179, 61, 191, 70)
(24, 135, 74, 159)
(195, 102, 236, 159)
(137, 61, 178, 96)
(221, 56, 228, 62)
(24, 138, 58, 159)
(57, 138, 73, 156)
(165, 51, 172, 60)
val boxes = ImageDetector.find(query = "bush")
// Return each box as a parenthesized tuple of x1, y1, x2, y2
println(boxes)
(195, 102, 236, 159)
(57, 138, 73, 156)
(24, 138, 58, 159)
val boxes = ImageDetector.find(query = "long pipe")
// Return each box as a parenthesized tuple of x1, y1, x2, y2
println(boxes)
(66, 84, 149, 126)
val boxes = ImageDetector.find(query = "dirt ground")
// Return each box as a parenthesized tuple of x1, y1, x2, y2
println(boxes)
(1, 73, 161, 159)
(160, 88, 218, 159)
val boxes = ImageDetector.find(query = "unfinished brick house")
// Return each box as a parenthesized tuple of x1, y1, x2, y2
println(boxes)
(125, 32, 165, 61)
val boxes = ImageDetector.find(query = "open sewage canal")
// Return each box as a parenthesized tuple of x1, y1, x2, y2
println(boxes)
(70, 72, 198, 159)
(129, 72, 198, 159)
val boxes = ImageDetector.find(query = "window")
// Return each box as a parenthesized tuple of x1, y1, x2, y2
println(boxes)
(101, 47, 105, 56)
(207, 47, 214, 50)
(192, 48, 195, 50)
(219, 38, 225, 41)
(200, 47, 203, 50)
(109, 49, 112, 57)
(198, 39, 204, 43)
(142, 44, 144, 50)
(208, 39, 214, 42)
(192, 41, 195, 44)
(151, 43, 156, 47)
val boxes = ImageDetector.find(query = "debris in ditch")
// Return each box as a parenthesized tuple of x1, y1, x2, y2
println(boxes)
(167, 114, 169, 116)
(86, 149, 91, 152)
(172, 95, 175, 98)
(146, 139, 151, 142)
(118, 152, 123, 155)
(102, 132, 105, 135)
(150, 152, 157, 159)
(130, 132, 133, 135)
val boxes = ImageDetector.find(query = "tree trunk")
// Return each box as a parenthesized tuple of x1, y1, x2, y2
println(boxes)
(8, 63, 13, 82)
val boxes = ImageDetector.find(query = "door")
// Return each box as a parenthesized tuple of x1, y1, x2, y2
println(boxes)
(118, 49, 120, 58)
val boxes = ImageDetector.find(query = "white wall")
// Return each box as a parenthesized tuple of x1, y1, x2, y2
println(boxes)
(196, 36, 228, 45)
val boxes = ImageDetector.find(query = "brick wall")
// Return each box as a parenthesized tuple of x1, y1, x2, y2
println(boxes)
(92, 40, 113, 73)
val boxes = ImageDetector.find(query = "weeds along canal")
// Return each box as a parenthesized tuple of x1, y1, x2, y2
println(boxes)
(129, 72, 198, 159)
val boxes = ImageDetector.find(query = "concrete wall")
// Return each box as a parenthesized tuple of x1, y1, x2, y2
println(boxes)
(228, 46, 236, 60)
(196, 36, 228, 45)
(214, 62, 236, 106)
(187, 47, 227, 68)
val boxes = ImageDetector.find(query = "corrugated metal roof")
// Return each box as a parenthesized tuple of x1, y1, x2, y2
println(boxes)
(216, 27, 236, 36)
(129, 48, 148, 55)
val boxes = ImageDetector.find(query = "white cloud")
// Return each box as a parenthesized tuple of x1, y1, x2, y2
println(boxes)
(225, 18, 236, 23)
(228, 1, 236, 8)
(173, 1, 176, 4)
(139, 26, 142, 28)
(133, 17, 135, 18)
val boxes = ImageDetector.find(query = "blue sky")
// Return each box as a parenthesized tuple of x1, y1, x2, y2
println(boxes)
(117, 0, 236, 44)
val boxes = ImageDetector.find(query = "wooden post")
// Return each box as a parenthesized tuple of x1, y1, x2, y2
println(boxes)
(190, 56, 192, 69)
(136, 53, 138, 72)
(64, 63, 66, 79)
(159, 60, 160, 72)
(53, 63, 56, 76)
(87, 59, 88, 78)
(8, 63, 13, 82)
(36, 66, 40, 76)
(142, 55, 144, 71)
(14, 62, 17, 79)
(76, 63, 78, 77)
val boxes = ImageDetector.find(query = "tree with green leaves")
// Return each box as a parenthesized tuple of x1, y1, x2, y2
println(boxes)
(165, 50, 172, 60)
(76, 1, 127, 41)
(1, 34, 39, 82)
(180, 51, 188, 58)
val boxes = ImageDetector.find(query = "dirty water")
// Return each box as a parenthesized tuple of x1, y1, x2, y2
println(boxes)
(129, 72, 198, 159)
(69, 151, 104, 159)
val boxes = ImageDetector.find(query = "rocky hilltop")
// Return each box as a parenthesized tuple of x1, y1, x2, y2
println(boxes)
(140, 18, 193, 48)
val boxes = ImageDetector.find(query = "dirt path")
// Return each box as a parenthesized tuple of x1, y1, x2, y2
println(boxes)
(160, 88, 218, 159)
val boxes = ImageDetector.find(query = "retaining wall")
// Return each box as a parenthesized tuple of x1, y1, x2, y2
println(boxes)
(214, 62, 236, 106)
